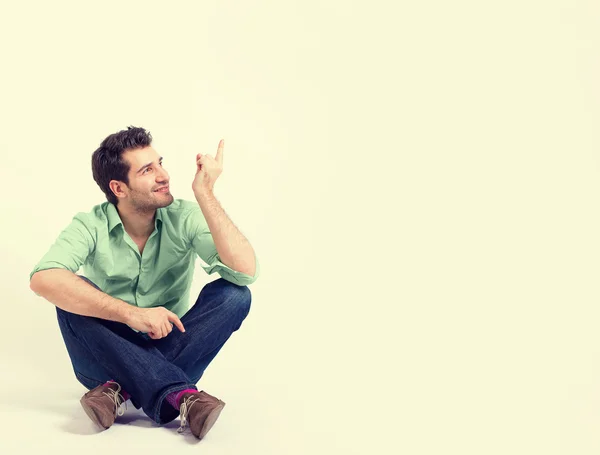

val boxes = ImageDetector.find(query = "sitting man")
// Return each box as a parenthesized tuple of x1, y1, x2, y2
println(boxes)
(29, 126, 259, 440)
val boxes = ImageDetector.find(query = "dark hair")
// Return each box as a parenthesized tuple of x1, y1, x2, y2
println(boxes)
(91, 126, 153, 205)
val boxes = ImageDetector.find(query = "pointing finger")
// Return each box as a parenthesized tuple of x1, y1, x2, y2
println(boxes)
(168, 312, 186, 333)
(215, 139, 224, 164)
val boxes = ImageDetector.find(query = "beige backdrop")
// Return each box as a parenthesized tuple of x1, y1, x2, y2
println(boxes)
(0, 1, 598, 454)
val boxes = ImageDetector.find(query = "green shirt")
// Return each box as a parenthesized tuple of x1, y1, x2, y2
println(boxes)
(29, 199, 259, 319)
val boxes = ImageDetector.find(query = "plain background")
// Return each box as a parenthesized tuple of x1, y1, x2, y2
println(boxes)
(0, 0, 599, 453)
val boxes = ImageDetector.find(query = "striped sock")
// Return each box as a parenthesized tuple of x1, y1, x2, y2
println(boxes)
(166, 388, 198, 409)
(103, 380, 130, 401)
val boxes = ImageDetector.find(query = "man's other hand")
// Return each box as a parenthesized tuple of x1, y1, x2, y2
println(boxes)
(128, 307, 186, 339)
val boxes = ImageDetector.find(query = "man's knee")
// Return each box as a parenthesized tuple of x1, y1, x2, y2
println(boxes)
(222, 281, 252, 316)
(204, 279, 252, 320)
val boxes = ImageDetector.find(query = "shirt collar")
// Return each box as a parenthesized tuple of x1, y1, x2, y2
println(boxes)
(107, 203, 163, 234)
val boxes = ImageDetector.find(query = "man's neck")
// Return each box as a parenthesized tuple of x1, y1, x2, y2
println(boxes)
(116, 203, 156, 239)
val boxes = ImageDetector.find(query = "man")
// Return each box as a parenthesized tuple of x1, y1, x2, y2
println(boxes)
(29, 126, 259, 439)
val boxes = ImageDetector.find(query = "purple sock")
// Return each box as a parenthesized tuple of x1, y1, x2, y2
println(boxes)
(166, 388, 198, 409)
(103, 380, 130, 401)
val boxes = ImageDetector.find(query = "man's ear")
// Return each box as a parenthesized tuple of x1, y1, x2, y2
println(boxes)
(109, 180, 127, 199)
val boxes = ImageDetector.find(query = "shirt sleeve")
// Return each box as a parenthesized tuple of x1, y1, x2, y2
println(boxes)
(183, 205, 259, 286)
(29, 212, 96, 281)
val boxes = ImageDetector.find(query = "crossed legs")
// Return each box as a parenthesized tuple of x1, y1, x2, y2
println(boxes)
(55, 276, 251, 425)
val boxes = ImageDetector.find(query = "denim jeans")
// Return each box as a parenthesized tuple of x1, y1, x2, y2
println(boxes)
(55, 275, 251, 425)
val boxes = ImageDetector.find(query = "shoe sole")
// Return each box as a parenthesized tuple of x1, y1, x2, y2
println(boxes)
(197, 402, 225, 439)
(80, 398, 110, 430)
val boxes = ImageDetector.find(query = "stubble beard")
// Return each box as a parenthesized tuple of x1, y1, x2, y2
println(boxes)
(131, 189, 174, 214)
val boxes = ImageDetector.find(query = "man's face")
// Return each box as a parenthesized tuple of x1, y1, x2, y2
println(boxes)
(116, 146, 174, 210)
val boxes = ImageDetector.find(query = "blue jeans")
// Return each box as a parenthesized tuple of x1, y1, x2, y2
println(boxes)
(55, 276, 251, 425)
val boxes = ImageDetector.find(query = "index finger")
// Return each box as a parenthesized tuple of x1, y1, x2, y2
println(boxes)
(215, 139, 224, 164)
(168, 312, 186, 332)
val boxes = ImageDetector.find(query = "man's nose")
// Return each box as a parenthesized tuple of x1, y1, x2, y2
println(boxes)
(156, 167, 169, 181)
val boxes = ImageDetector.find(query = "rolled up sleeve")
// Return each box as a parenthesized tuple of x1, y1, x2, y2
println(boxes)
(29, 213, 96, 281)
(184, 206, 259, 286)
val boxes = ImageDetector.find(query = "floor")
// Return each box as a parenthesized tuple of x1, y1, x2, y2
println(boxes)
(0, 350, 356, 454)
(0, 292, 385, 455)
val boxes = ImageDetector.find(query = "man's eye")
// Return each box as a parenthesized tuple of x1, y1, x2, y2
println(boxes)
(143, 162, 162, 174)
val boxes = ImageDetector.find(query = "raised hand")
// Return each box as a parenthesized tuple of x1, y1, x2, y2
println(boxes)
(192, 139, 224, 196)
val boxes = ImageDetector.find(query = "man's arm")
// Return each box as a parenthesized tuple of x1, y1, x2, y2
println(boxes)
(30, 269, 135, 323)
(28, 212, 133, 322)
(194, 189, 256, 276)
(30, 269, 185, 338)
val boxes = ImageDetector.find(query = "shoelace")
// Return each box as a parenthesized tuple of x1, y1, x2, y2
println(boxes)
(177, 396, 201, 434)
(103, 381, 128, 417)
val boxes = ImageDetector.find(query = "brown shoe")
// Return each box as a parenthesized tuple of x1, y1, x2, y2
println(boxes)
(80, 381, 127, 429)
(177, 390, 226, 439)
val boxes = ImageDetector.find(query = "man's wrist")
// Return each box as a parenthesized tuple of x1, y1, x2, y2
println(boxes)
(194, 187, 214, 201)
(118, 301, 138, 325)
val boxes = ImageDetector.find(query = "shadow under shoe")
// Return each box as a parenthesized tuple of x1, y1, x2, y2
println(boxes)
(80, 381, 127, 430)
(177, 390, 226, 439)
